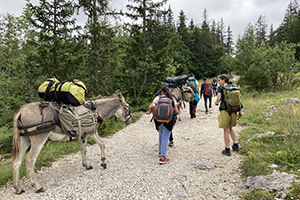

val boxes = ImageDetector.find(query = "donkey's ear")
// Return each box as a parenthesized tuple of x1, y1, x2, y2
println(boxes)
(117, 90, 123, 99)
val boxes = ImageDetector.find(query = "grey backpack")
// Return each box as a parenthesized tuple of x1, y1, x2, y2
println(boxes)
(152, 96, 174, 123)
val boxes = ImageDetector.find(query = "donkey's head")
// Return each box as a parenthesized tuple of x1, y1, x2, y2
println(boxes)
(115, 90, 131, 125)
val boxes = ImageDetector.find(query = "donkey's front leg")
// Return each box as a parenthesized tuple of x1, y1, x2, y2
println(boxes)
(80, 135, 93, 170)
(89, 132, 106, 169)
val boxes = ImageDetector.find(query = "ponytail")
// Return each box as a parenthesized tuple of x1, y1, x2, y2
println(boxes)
(161, 86, 175, 107)
(218, 74, 229, 83)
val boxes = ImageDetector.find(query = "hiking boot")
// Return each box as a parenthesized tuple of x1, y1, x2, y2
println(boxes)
(159, 157, 170, 165)
(222, 148, 231, 156)
(232, 143, 240, 151)
(169, 141, 174, 147)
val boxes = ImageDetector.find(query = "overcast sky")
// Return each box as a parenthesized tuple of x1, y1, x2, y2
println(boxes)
(0, 0, 292, 42)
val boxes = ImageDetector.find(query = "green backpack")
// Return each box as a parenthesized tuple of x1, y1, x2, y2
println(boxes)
(222, 85, 242, 114)
(187, 77, 198, 93)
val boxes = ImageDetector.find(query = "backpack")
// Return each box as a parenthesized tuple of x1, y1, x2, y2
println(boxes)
(59, 101, 98, 138)
(54, 80, 87, 106)
(222, 85, 242, 114)
(38, 78, 60, 101)
(203, 82, 213, 96)
(211, 79, 218, 87)
(187, 77, 198, 93)
(165, 74, 188, 88)
(181, 86, 194, 102)
(152, 96, 174, 123)
(38, 79, 87, 106)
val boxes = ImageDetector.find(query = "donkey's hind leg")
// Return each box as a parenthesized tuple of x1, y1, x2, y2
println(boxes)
(25, 133, 49, 193)
(13, 136, 30, 194)
(89, 132, 106, 169)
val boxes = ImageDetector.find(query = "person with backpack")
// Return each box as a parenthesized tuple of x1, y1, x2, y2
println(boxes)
(187, 73, 200, 118)
(214, 74, 241, 156)
(200, 77, 213, 114)
(155, 89, 175, 147)
(146, 86, 178, 164)
(211, 78, 218, 96)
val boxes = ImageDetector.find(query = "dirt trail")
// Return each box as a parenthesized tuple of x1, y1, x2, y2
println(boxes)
(0, 96, 243, 200)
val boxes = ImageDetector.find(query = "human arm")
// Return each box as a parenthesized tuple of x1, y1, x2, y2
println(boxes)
(146, 102, 156, 114)
(173, 104, 179, 115)
(214, 91, 222, 105)
(197, 84, 201, 98)
(199, 83, 204, 99)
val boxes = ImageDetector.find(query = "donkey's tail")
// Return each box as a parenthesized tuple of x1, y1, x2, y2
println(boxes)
(12, 110, 21, 161)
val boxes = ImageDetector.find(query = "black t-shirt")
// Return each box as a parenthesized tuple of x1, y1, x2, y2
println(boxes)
(217, 86, 225, 102)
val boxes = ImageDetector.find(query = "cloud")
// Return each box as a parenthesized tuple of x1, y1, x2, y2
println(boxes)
(0, 0, 292, 42)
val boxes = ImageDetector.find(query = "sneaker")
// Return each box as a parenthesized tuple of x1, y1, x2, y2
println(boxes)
(232, 143, 240, 151)
(205, 111, 208, 114)
(159, 157, 170, 165)
(209, 106, 212, 109)
(159, 151, 161, 157)
(169, 141, 174, 147)
(222, 149, 231, 156)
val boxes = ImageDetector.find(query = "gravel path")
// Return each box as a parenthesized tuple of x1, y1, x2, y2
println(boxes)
(0, 96, 243, 200)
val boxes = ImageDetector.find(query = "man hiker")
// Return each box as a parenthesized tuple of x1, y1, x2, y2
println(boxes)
(200, 77, 212, 114)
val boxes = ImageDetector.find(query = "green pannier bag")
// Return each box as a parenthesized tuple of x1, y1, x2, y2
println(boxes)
(182, 86, 194, 102)
(59, 102, 98, 138)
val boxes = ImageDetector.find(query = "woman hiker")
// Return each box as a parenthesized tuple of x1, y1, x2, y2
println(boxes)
(214, 74, 240, 156)
(187, 73, 200, 118)
(146, 86, 178, 164)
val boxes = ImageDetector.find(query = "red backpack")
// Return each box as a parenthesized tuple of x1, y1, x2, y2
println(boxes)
(203, 82, 212, 96)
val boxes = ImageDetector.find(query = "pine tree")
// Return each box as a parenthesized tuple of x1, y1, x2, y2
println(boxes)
(79, 0, 120, 95)
(124, 0, 171, 102)
(26, 0, 80, 80)
(224, 25, 234, 55)
(255, 15, 268, 47)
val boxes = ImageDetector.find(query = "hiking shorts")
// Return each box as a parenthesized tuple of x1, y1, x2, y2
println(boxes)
(218, 110, 237, 129)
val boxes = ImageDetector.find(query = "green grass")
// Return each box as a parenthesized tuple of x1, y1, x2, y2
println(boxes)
(0, 114, 140, 187)
(238, 88, 300, 199)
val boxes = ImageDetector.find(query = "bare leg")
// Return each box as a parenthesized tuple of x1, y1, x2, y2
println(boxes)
(13, 136, 30, 194)
(223, 128, 231, 147)
(80, 135, 93, 170)
(229, 127, 237, 142)
(89, 132, 106, 169)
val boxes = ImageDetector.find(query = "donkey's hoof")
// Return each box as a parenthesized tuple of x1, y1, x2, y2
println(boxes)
(101, 163, 107, 169)
(35, 187, 45, 193)
(86, 166, 93, 170)
(16, 189, 25, 195)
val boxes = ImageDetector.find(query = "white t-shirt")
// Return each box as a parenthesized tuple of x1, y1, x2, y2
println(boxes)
(153, 96, 178, 106)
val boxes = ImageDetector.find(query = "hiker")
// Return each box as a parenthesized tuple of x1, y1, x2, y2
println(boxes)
(214, 74, 241, 156)
(211, 78, 218, 96)
(155, 89, 175, 147)
(146, 86, 178, 164)
(187, 73, 200, 118)
(200, 77, 212, 114)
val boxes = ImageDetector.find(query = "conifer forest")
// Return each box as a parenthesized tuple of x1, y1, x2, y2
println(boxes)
(1, 0, 300, 127)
